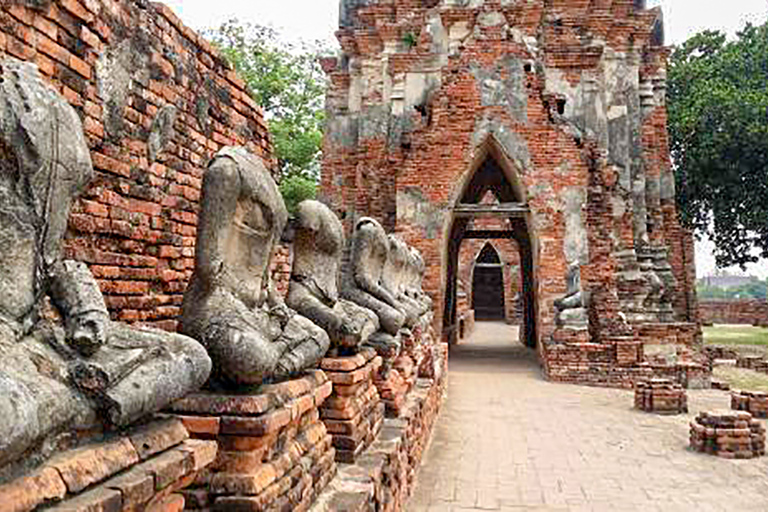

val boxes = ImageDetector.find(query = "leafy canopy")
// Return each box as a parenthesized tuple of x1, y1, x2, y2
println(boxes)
(208, 20, 327, 191)
(668, 23, 768, 268)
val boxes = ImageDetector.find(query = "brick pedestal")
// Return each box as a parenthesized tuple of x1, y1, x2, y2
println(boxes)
(690, 411, 766, 459)
(167, 371, 336, 511)
(311, 348, 449, 512)
(731, 390, 768, 418)
(634, 378, 688, 415)
(320, 349, 385, 463)
(0, 419, 216, 512)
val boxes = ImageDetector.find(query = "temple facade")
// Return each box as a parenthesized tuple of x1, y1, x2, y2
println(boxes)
(321, 0, 706, 387)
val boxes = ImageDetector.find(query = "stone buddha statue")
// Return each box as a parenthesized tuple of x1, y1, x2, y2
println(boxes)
(180, 147, 330, 386)
(381, 235, 426, 324)
(554, 261, 589, 327)
(340, 217, 406, 356)
(0, 58, 211, 474)
(405, 247, 433, 312)
(286, 200, 378, 354)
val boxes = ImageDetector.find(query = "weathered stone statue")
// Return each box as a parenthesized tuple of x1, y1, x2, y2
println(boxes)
(404, 246, 433, 315)
(181, 147, 330, 386)
(0, 58, 211, 472)
(382, 234, 424, 326)
(554, 261, 589, 327)
(340, 217, 406, 355)
(286, 200, 378, 353)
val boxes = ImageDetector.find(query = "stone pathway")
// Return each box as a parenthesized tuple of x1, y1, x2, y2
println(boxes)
(408, 322, 768, 511)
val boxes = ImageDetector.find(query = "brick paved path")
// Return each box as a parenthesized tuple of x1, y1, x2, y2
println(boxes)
(408, 322, 768, 511)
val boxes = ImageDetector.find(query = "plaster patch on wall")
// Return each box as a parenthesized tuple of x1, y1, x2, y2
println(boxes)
(472, 116, 532, 173)
(96, 34, 150, 139)
(471, 56, 527, 123)
(562, 187, 589, 264)
(397, 187, 445, 239)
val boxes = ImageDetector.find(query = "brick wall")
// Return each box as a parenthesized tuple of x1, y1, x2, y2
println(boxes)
(321, 0, 705, 387)
(700, 300, 768, 327)
(0, 0, 271, 330)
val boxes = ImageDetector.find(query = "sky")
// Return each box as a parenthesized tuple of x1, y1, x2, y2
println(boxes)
(162, 0, 768, 278)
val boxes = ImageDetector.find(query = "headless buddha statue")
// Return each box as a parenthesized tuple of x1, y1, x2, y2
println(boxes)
(286, 200, 378, 354)
(0, 59, 211, 474)
(339, 217, 406, 357)
(180, 148, 330, 386)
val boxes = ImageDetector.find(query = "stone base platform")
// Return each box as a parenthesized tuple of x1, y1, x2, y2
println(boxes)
(320, 349, 385, 463)
(731, 390, 768, 418)
(167, 371, 336, 511)
(311, 344, 448, 512)
(0, 418, 216, 512)
(634, 378, 688, 414)
(690, 411, 766, 459)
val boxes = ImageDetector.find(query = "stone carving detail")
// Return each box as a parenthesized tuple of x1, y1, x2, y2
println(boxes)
(0, 58, 211, 472)
(554, 261, 588, 327)
(181, 147, 330, 386)
(340, 217, 406, 355)
(286, 200, 379, 353)
(147, 105, 177, 162)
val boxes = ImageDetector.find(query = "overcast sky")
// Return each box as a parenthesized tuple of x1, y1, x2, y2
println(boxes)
(162, 0, 768, 278)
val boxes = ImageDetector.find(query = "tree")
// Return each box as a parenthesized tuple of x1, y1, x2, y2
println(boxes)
(208, 21, 327, 211)
(668, 23, 768, 268)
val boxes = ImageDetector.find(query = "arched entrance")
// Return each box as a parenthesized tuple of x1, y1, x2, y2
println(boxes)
(443, 139, 538, 348)
(471, 243, 505, 320)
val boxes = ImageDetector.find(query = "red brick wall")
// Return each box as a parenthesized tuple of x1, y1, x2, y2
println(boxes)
(700, 300, 768, 327)
(0, 1, 271, 330)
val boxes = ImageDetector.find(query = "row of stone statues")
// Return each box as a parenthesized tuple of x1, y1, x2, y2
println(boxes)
(0, 58, 433, 476)
(179, 144, 432, 385)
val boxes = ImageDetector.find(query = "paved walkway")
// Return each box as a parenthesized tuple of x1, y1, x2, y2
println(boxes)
(408, 322, 768, 511)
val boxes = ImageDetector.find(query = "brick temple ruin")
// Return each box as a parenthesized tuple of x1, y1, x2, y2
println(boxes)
(321, 0, 707, 387)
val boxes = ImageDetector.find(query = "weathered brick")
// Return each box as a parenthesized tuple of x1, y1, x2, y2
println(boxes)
(0, 467, 67, 512)
(48, 437, 140, 494)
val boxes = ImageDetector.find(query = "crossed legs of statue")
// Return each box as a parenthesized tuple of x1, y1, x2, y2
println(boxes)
(206, 312, 330, 386)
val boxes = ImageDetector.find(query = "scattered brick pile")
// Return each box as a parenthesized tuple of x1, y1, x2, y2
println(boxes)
(690, 411, 766, 459)
(635, 378, 688, 415)
(320, 349, 385, 463)
(731, 390, 768, 419)
(0, 418, 216, 512)
(311, 350, 448, 512)
(167, 371, 336, 511)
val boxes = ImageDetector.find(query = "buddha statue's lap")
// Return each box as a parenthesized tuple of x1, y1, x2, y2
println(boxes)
(0, 58, 211, 475)
(181, 148, 330, 386)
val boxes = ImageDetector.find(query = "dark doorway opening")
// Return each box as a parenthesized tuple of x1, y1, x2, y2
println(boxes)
(472, 244, 505, 320)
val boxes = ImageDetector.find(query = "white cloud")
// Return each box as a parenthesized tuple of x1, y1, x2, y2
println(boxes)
(161, 0, 768, 279)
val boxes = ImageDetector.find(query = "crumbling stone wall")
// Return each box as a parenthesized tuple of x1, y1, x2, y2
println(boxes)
(321, 0, 703, 387)
(0, 0, 271, 330)
(700, 300, 768, 327)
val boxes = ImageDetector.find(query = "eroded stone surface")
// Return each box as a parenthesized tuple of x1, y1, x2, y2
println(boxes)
(287, 200, 379, 353)
(0, 58, 210, 478)
(181, 147, 330, 386)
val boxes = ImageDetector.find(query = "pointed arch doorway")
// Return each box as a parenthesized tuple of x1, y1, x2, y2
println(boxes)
(443, 140, 538, 349)
(472, 243, 506, 321)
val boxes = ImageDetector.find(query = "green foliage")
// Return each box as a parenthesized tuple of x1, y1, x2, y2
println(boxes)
(697, 279, 768, 300)
(402, 31, 417, 49)
(668, 23, 768, 268)
(279, 175, 317, 215)
(208, 20, 328, 181)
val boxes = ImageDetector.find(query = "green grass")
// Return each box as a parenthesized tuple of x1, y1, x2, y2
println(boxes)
(713, 366, 768, 393)
(703, 325, 768, 347)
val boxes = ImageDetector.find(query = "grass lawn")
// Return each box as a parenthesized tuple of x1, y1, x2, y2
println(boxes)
(703, 325, 768, 347)
(713, 366, 768, 393)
